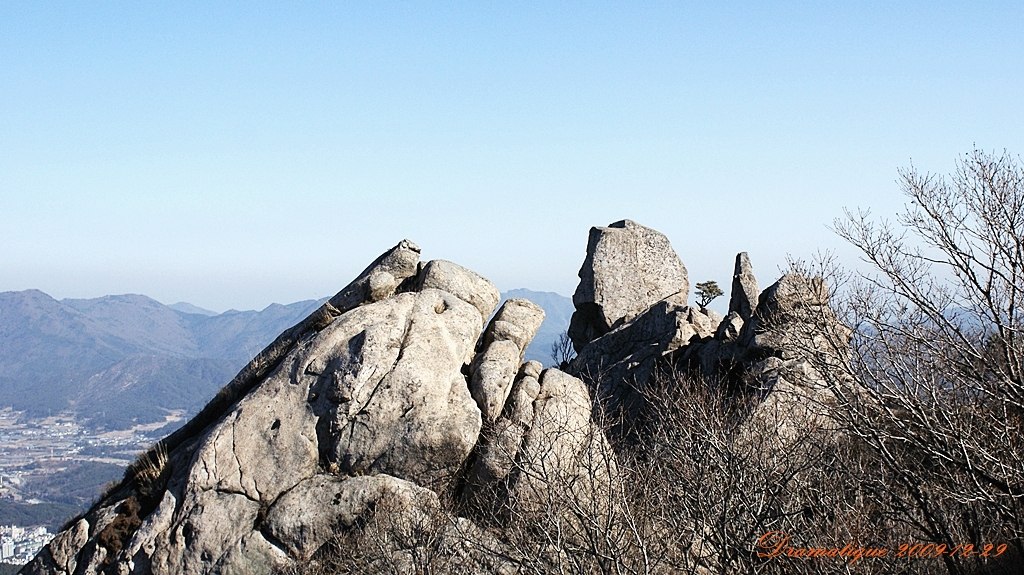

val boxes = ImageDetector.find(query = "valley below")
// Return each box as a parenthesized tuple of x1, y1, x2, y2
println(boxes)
(0, 407, 186, 531)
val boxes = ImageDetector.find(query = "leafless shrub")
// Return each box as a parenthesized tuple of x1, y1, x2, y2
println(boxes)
(551, 331, 577, 369)
(635, 365, 932, 575)
(817, 149, 1024, 574)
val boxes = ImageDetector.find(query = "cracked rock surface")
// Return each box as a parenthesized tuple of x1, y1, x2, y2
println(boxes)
(470, 298, 545, 422)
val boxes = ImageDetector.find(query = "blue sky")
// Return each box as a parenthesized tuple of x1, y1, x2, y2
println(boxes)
(2, 2, 1023, 311)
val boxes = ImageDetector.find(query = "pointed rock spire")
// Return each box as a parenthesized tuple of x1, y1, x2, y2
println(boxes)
(728, 252, 759, 321)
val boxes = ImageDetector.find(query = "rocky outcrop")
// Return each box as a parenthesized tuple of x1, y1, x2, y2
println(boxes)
(506, 369, 615, 515)
(22, 246, 502, 575)
(568, 295, 716, 414)
(738, 273, 848, 362)
(465, 361, 544, 501)
(309, 288, 485, 486)
(715, 311, 744, 343)
(731, 355, 846, 459)
(560, 226, 852, 451)
(470, 299, 545, 421)
(152, 239, 424, 464)
(568, 220, 689, 351)
(416, 259, 501, 325)
(262, 474, 438, 561)
(25, 222, 854, 575)
(27, 519, 89, 575)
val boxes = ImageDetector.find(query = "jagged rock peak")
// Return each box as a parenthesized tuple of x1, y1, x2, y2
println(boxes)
(568, 219, 689, 351)
(728, 251, 759, 321)
(756, 273, 829, 319)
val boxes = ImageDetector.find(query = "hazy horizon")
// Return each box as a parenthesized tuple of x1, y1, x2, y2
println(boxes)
(2, 284, 581, 316)
(3, 3, 1023, 311)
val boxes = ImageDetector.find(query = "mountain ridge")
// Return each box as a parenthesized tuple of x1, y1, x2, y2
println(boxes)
(0, 290, 324, 429)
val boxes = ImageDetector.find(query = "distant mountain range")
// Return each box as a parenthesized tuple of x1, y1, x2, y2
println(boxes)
(0, 288, 572, 430)
(0, 290, 324, 430)
(500, 289, 574, 364)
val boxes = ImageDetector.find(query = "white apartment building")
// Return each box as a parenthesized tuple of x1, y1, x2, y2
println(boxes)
(1, 536, 14, 561)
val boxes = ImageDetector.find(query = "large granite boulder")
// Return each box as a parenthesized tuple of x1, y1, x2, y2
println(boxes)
(21, 245, 498, 575)
(568, 220, 689, 351)
(731, 273, 854, 452)
(266, 473, 519, 575)
(262, 473, 439, 561)
(143, 239, 424, 466)
(309, 288, 485, 486)
(506, 369, 616, 516)
(715, 311, 744, 343)
(464, 361, 543, 506)
(416, 259, 501, 325)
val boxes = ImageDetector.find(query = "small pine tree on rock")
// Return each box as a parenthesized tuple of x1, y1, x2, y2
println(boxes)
(695, 280, 723, 309)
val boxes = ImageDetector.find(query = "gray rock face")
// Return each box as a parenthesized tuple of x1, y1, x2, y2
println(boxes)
(716, 311, 744, 343)
(737, 357, 840, 453)
(466, 368, 615, 520)
(309, 289, 484, 487)
(263, 474, 439, 561)
(470, 299, 545, 421)
(558, 228, 850, 455)
(132, 288, 483, 575)
(156, 239, 424, 465)
(19, 519, 89, 575)
(470, 340, 522, 421)
(568, 294, 711, 415)
(482, 298, 546, 351)
(465, 361, 543, 501)
(739, 273, 848, 361)
(688, 272, 852, 385)
(699, 306, 724, 329)
(506, 369, 615, 516)
(506, 361, 544, 430)
(756, 273, 827, 321)
(568, 220, 689, 351)
(728, 252, 759, 321)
